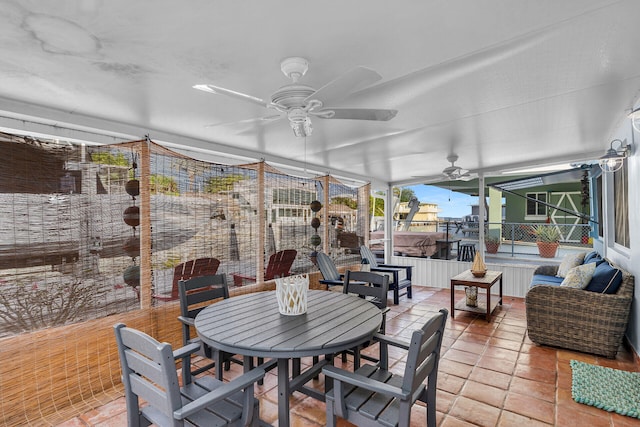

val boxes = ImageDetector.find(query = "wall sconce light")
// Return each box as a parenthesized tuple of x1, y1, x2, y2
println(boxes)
(599, 139, 631, 173)
(629, 107, 640, 133)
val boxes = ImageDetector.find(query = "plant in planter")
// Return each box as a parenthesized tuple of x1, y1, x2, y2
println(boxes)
(484, 234, 500, 254)
(533, 224, 561, 258)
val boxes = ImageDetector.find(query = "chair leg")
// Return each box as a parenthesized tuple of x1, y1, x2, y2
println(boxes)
(325, 398, 337, 427)
(426, 381, 437, 427)
(393, 288, 399, 305)
(182, 354, 192, 385)
(313, 356, 320, 379)
(324, 354, 334, 393)
(407, 284, 412, 299)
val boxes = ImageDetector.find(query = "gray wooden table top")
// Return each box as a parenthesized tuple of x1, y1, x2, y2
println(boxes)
(195, 290, 383, 359)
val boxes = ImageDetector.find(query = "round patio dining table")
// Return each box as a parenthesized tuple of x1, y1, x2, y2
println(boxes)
(195, 289, 383, 427)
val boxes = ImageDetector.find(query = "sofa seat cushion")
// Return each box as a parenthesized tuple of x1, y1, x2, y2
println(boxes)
(531, 274, 564, 287)
(585, 262, 623, 294)
(560, 262, 596, 289)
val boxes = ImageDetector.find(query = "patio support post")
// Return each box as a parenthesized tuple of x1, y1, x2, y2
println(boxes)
(323, 175, 330, 254)
(362, 183, 371, 247)
(384, 184, 394, 264)
(139, 138, 152, 308)
(257, 161, 265, 283)
(478, 173, 485, 259)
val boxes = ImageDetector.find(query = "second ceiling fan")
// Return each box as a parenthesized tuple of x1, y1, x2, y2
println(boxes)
(193, 57, 397, 137)
(443, 154, 473, 181)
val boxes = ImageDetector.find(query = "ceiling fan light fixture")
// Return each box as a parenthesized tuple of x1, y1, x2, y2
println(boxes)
(598, 138, 631, 173)
(291, 116, 312, 137)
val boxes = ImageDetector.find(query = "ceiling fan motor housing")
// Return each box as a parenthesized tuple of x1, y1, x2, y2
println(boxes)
(271, 84, 316, 109)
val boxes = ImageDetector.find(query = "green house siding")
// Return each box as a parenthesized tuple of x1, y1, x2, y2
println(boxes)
(503, 182, 590, 225)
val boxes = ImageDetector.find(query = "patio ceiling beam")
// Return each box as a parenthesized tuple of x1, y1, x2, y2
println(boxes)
(0, 96, 382, 187)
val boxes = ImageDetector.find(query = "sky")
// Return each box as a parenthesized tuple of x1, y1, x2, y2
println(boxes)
(406, 184, 478, 220)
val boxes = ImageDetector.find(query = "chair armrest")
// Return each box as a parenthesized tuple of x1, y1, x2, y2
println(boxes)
(322, 365, 409, 400)
(372, 265, 412, 281)
(173, 343, 201, 360)
(373, 332, 410, 350)
(232, 273, 257, 286)
(379, 264, 412, 271)
(319, 279, 344, 287)
(177, 315, 195, 327)
(174, 368, 265, 420)
(533, 265, 559, 276)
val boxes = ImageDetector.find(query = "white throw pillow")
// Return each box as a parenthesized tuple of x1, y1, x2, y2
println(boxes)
(560, 262, 596, 289)
(556, 252, 587, 278)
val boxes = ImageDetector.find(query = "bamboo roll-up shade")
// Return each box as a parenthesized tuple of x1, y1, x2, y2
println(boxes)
(0, 133, 369, 425)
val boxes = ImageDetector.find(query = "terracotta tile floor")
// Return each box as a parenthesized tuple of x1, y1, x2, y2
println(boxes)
(55, 287, 639, 426)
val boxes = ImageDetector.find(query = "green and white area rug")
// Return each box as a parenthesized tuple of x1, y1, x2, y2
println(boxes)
(570, 359, 640, 418)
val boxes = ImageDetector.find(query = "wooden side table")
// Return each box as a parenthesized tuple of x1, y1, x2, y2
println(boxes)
(450, 270, 503, 322)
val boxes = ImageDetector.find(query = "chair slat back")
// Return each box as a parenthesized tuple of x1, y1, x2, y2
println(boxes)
(316, 252, 341, 281)
(265, 249, 297, 280)
(114, 323, 181, 426)
(343, 270, 389, 310)
(179, 274, 229, 320)
(402, 309, 448, 394)
(169, 257, 221, 300)
(359, 245, 380, 268)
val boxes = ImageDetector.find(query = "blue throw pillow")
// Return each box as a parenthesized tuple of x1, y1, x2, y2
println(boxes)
(585, 262, 623, 294)
(583, 251, 603, 264)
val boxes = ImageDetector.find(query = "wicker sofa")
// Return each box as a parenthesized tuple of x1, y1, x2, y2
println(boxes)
(526, 258, 634, 358)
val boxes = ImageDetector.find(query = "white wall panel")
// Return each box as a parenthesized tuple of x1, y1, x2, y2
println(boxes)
(390, 256, 536, 298)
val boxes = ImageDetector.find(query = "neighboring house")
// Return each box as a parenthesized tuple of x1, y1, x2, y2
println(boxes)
(394, 201, 439, 231)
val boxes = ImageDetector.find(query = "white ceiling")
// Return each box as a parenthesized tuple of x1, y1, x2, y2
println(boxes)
(1, 0, 639, 187)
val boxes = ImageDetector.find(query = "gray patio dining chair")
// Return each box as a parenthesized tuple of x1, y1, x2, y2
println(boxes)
(178, 273, 245, 384)
(341, 269, 390, 369)
(323, 308, 448, 427)
(114, 323, 265, 427)
(360, 245, 413, 304)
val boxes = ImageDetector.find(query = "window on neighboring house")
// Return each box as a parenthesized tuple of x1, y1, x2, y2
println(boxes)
(525, 192, 547, 219)
(613, 159, 629, 248)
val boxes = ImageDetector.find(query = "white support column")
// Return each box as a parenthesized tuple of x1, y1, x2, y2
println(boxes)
(478, 173, 485, 258)
(384, 185, 394, 263)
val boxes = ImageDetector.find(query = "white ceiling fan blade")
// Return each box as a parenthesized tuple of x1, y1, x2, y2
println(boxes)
(204, 114, 283, 128)
(193, 84, 271, 109)
(305, 66, 382, 105)
(318, 108, 397, 121)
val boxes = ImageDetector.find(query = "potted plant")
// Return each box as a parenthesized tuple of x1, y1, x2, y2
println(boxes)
(533, 224, 561, 258)
(484, 234, 500, 254)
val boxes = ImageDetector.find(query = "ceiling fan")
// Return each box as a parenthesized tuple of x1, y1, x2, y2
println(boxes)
(193, 57, 397, 137)
(442, 154, 473, 180)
